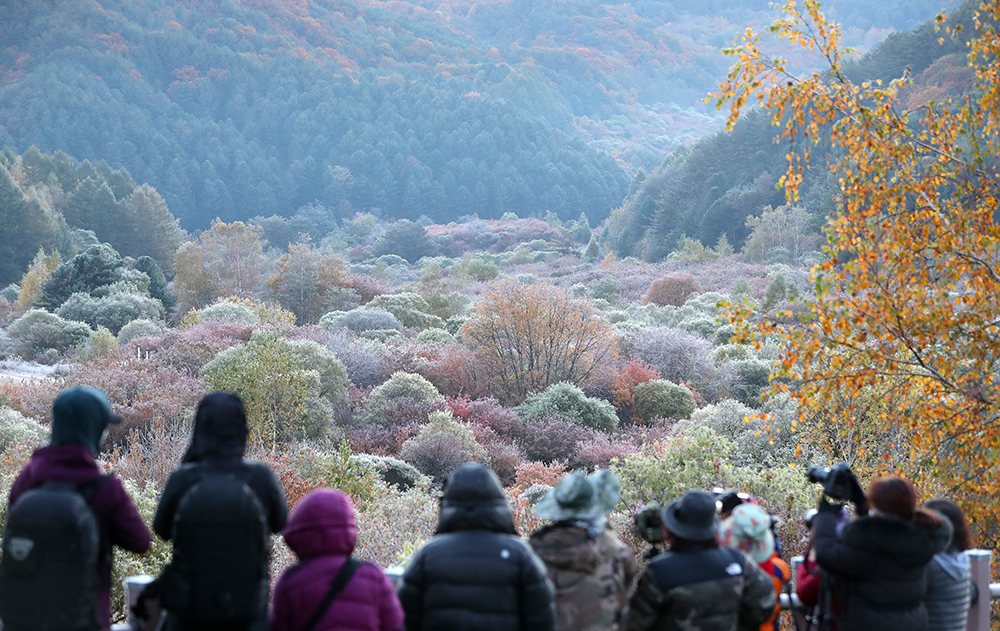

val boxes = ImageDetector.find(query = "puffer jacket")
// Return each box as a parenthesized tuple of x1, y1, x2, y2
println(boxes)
(397, 463, 556, 631)
(925, 551, 971, 631)
(623, 542, 776, 631)
(812, 507, 952, 631)
(529, 522, 638, 631)
(270, 489, 404, 631)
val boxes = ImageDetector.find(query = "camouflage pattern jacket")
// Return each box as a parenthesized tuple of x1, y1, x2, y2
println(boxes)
(530, 523, 639, 631)
(623, 543, 776, 631)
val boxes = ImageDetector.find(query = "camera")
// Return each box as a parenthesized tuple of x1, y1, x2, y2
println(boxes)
(807, 462, 856, 501)
(633, 503, 665, 544)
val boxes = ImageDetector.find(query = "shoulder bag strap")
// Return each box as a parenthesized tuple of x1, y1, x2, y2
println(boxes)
(300, 557, 361, 631)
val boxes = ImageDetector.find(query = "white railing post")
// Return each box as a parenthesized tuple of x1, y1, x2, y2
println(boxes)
(966, 549, 992, 631)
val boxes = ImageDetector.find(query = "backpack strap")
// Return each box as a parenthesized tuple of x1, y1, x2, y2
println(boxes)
(300, 558, 361, 631)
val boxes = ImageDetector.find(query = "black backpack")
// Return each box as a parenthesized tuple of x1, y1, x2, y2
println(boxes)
(0, 477, 107, 631)
(161, 466, 269, 623)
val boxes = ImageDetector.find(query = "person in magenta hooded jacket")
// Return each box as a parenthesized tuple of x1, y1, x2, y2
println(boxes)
(8, 387, 151, 630)
(270, 488, 404, 631)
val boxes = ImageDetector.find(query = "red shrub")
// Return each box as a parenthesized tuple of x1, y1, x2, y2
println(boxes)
(346, 422, 421, 457)
(573, 433, 640, 470)
(611, 359, 662, 424)
(471, 424, 525, 486)
(513, 460, 568, 494)
(448, 396, 531, 444)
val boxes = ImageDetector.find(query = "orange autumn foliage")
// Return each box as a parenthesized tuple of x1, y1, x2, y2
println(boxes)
(715, 1, 1000, 539)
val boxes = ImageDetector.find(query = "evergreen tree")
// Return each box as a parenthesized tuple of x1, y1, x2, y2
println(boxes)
(39, 244, 126, 310)
(134, 256, 176, 314)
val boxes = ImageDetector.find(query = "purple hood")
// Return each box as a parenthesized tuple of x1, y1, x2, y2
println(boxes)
(283, 488, 358, 559)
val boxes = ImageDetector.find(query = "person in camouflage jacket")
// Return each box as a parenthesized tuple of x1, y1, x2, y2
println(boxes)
(529, 470, 639, 631)
(623, 491, 776, 631)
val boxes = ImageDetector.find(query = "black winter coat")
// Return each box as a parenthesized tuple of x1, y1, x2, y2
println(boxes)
(813, 508, 952, 631)
(153, 393, 288, 631)
(397, 464, 556, 631)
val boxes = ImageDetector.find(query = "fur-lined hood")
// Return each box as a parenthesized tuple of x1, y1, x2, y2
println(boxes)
(839, 514, 952, 567)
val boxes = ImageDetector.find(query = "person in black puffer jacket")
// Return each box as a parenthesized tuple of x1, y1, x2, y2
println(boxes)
(397, 463, 556, 631)
(812, 475, 952, 631)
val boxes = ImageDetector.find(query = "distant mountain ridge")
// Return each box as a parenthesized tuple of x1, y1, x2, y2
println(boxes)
(0, 0, 948, 229)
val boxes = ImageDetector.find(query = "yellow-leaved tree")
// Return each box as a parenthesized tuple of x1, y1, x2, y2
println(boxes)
(715, 1, 1000, 535)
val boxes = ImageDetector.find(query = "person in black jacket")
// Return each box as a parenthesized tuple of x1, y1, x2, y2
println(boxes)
(397, 463, 556, 631)
(812, 475, 952, 631)
(153, 392, 288, 631)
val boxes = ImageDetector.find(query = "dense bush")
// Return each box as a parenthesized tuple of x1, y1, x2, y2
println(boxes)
(194, 300, 259, 326)
(678, 395, 802, 467)
(286, 339, 351, 402)
(628, 327, 734, 402)
(415, 329, 454, 344)
(399, 411, 488, 483)
(320, 308, 403, 333)
(632, 379, 697, 421)
(644, 273, 701, 307)
(365, 294, 445, 330)
(7, 309, 92, 361)
(350, 454, 428, 490)
(516, 382, 618, 433)
(201, 332, 332, 443)
(56, 291, 165, 335)
(731, 358, 773, 406)
(360, 371, 444, 426)
(521, 414, 591, 464)
(117, 319, 166, 345)
(0, 407, 49, 451)
(452, 254, 501, 282)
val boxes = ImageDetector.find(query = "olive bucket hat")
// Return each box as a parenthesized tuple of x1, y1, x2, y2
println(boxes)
(533, 469, 621, 521)
(661, 490, 720, 541)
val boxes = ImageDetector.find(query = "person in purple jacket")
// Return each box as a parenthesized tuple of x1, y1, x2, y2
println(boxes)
(270, 488, 404, 631)
(8, 386, 152, 630)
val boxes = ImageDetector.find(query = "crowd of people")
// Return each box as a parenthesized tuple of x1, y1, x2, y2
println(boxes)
(0, 387, 981, 631)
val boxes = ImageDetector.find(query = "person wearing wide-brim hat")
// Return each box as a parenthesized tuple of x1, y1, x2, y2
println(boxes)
(528, 470, 638, 631)
(623, 490, 777, 631)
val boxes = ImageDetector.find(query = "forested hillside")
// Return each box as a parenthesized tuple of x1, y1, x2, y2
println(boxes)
(602, 0, 983, 260)
(0, 0, 946, 230)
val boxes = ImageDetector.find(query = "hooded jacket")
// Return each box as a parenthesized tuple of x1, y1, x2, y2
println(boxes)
(270, 489, 404, 631)
(623, 541, 777, 631)
(153, 393, 288, 630)
(529, 523, 637, 631)
(925, 551, 972, 631)
(8, 388, 151, 629)
(397, 463, 556, 631)
(152, 393, 287, 540)
(812, 507, 952, 631)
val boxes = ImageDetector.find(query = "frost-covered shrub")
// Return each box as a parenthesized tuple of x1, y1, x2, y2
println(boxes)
(448, 397, 532, 445)
(320, 308, 403, 333)
(110, 480, 173, 621)
(361, 371, 444, 426)
(399, 411, 488, 483)
(416, 329, 454, 344)
(521, 414, 591, 465)
(713, 343, 752, 363)
(350, 453, 428, 489)
(359, 329, 400, 341)
(1, 284, 20, 303)
(453, 255, 500, 282)
(679, 395, 801, 467)
(604, 311, 629, 324)
(731, 359, 773, 407)
(632, 380, 696, 421)
(644, 273, 701, 307)
(56, 291, 165, 335)
(592, 280, 620, 302)
(7, 309, 92, 360)
(286, 339, 350, 401)
(629, 327, 734, 402)
(117, 319, 166, 345)
(195, 300, 259, 326)
(516, 383, 619, 432)
(318, 333, 394, 388)
(0, 407, 49, 451)
(366, 294, 445, 330)
(570, 284, 588, 297)
(77, 326, 119, 361)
